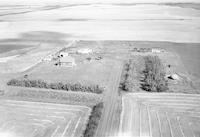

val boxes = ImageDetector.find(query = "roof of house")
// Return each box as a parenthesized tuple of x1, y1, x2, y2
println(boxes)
(60, 56, 75, 63)
(77, 48, 92, 54)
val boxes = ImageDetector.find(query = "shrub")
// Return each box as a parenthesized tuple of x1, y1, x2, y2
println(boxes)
(0, 90, 4, 95)
(142, 56, 168, 92)
(83, 102, 104, 137)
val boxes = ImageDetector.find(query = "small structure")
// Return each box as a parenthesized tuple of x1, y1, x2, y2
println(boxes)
(59, 51, 68, 57)
(95, 56, 102, 60)
(167, 74, 180, 80)
(42, 54, 54, 62)
(58, 56, 76, 67)
(77, 48, 92, 54)
(152, 48, 165, 53)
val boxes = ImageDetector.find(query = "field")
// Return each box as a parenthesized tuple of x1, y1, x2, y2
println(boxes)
(0, 3, 200, 43)
(119, 93, 200, 137)
(1, 1, 200, 136)
(0, 44, 64, 73)
(4, 86, 102, 106)
(0, 99, 91, 137)
(24, 59, 113, 87)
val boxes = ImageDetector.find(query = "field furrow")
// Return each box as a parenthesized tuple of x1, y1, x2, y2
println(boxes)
(0, 99, 91, 137)
(120, 93, 200, 137)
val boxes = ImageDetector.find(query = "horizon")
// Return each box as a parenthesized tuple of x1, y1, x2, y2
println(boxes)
(0, 0, 200, 5)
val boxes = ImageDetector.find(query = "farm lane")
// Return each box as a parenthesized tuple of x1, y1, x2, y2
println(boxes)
(95, 60, 123, 137)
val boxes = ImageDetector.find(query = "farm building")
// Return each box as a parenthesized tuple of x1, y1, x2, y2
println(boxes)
(77, 48, 92, 54)
(151, 48, 165, 53)
(59, 51, 68, 57)
(42, 54, 54, 62)
(58, 56, 76, 67)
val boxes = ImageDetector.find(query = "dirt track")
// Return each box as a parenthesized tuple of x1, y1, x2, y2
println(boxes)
(95, 60, 123, 137)
(120, 93, 200, 137)
(0, 100, 91, 137)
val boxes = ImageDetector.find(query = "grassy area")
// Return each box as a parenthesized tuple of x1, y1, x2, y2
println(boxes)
(7, 79, 104, 94)
(25, 58, 113, 87)
(141, 56, 168, 92)
(4, 86, 102, 105)
(83, 102, 104, 137)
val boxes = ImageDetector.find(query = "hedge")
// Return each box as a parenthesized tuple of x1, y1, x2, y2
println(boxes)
(7, 79, 104, 94)
(83, 102, 103, 137)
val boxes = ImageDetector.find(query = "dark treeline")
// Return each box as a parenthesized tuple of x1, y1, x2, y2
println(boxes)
(141, 56, 168, 92)
(83, 102, 103, 137)
(7, 79, 104, 94)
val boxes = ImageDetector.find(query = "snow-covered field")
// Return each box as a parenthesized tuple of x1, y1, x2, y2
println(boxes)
(0, 2, 200, 43)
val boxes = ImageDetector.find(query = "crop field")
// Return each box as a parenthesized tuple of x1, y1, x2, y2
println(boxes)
(119, 93, 200, 137)
(0, 99, 91, 137)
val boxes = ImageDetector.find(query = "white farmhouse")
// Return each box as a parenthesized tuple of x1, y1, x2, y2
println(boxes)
(77, 48, 92, 54)
(152, 48, 165, 53)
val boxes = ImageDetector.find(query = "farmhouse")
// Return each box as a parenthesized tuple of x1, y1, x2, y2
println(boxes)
(59, 51, 68, 57)
(151, 48, 165, 53)
(77, 48, 92, 54)
(59, 56, 76, 67)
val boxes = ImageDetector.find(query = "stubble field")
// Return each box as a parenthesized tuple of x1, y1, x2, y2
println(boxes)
(120, 93, 200, 137)
(0, 99, 91, 137)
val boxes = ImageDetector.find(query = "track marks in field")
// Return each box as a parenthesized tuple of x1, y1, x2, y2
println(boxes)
(0, 100, 91, 137)
(120, 93, 200, 137)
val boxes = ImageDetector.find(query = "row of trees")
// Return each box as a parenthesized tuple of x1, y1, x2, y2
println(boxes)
(142, 56, 168, 92)
(83, 102, 103, 137)
(7, 79, 104, 94)
(119, 59, 136, 92)
(119, 55, 168, 92)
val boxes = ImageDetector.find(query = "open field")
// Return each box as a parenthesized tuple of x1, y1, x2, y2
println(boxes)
(1, 40, 200, 136)
(3, 86, 102, 106)
(0, 99, 91, 137)
(24, 59, 113, 87)
(120, 93, 200, 137)
(0, 3, 200, 42)
(1, 1, 200, 136)
(0, 44, 62, 73)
